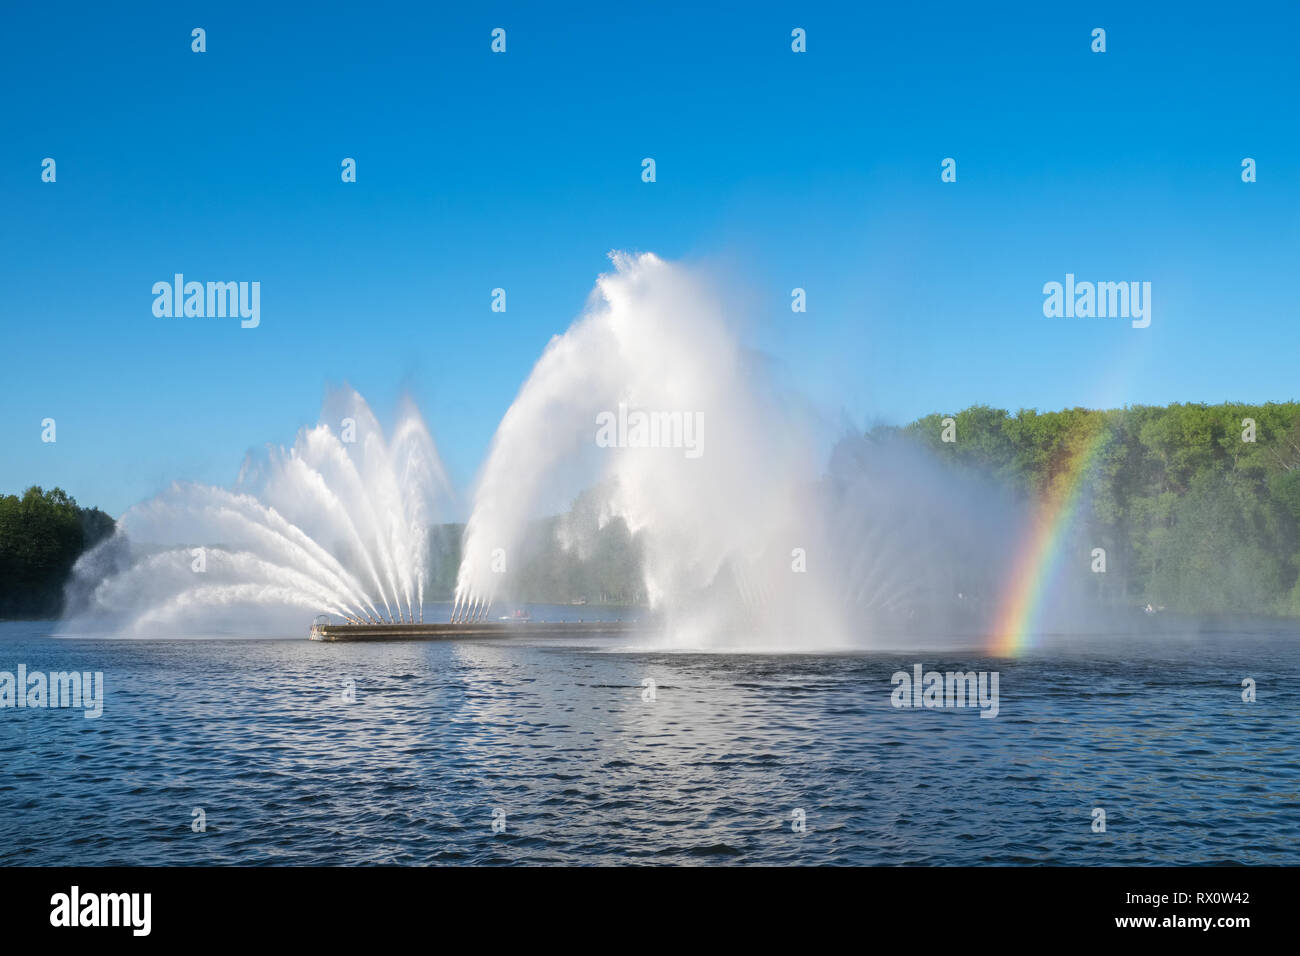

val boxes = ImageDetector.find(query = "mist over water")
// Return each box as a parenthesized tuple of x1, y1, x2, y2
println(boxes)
(61, 388, 452, 637)
(453, 252, 1043, 650)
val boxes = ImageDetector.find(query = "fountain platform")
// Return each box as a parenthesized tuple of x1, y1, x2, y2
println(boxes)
(309, 620, 646, 642)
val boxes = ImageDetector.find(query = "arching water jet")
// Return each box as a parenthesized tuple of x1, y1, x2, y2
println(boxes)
(61, 387, 452, 637)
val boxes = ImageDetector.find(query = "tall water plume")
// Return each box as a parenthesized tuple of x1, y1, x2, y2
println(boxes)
(454, 253, 836, 644)
(453, 252, 1035, 648)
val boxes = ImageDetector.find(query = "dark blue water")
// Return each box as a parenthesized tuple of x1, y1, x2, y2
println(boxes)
(1, 616, 1296, 865)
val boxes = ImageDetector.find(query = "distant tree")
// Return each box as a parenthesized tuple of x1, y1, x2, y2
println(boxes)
(900, 402, 1300, 616)
(0, 486, 115, 618)
(1150, 471, 1289, 614)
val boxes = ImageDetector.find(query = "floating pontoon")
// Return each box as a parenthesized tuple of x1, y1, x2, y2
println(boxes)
(309, 614, 645, 642)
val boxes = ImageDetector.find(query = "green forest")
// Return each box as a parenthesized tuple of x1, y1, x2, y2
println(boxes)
(896, 402, 1300, 616)
(0, 487, 115, 618)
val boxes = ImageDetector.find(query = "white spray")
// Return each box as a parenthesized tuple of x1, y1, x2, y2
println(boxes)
(61, 386, 452, 637)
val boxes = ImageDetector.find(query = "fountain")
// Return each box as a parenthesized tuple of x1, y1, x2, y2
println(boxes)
(61, 253, 1055, 648)
(61, 387, 452, 637)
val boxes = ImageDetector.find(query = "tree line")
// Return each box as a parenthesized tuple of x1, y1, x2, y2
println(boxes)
(893, 402, 1300, 615)
(0, 487, 115, 618)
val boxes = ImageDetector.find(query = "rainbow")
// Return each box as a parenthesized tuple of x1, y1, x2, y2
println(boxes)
(988, 419, 1112, 656)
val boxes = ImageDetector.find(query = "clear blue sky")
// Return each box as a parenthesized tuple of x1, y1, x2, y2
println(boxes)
(2, 1, 1297, 517)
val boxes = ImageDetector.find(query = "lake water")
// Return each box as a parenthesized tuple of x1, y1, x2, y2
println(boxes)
(1, 614, 1296, 865)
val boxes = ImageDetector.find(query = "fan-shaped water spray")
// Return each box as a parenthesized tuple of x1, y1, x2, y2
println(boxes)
(61, 387, 452, 637)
